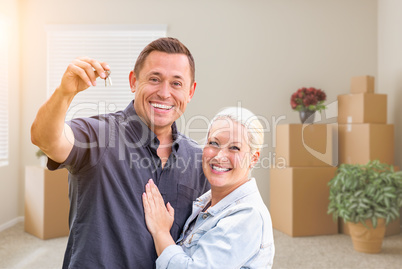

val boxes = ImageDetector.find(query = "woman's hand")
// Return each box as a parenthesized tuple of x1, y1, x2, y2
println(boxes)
(142, 179, 176, 256)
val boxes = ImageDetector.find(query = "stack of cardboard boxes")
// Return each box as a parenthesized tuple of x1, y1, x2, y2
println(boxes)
(337, 75, 400, 236)
(269, 124, 338, 236)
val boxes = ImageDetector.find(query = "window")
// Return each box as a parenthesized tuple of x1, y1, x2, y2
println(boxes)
(46, 25, 167, 120)
(0, 19, 8, 167)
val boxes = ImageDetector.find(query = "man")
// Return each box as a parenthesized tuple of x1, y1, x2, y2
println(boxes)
(31, 37, 210, 268)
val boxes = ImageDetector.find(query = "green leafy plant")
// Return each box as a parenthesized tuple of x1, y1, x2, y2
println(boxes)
(328, 160, 402, 228)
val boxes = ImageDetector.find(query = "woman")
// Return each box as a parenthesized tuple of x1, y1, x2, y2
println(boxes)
(142, 107, 275, 268)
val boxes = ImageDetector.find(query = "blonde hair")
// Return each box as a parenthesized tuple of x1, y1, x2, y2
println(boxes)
(209, 107, 264, 156)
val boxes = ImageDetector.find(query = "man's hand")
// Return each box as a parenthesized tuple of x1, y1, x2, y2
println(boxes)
(31, 57, 111, 163)
(142, 179, 176, 256)
(58, 57, 110, 96)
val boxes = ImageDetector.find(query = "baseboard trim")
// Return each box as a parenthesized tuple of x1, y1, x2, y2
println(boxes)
(0, 216, 24, 232)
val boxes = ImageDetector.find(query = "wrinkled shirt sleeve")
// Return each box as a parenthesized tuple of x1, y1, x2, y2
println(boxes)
(156, 206, 266, 269)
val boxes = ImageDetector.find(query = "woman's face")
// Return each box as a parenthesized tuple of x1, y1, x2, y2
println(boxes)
(202, 118, 259, 192)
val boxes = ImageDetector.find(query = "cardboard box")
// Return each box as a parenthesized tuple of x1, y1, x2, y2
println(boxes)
(25, 166, 70, 239)
(351, 75, 375, 94)
(269, 167, 338, 237)
(337, 93, 387, 124)
(338, 124, 394, 165)
(275, 124, 337, 167)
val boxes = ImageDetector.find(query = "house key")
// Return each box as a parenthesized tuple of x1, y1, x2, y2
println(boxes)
(105, 70, 112, 87)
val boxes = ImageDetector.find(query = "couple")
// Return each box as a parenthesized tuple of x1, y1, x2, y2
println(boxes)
(31, 37, 274, 268)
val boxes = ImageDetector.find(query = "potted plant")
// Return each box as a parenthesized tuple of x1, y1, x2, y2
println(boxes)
(327, 160, 402, 253)
(290, 87, 326, 123)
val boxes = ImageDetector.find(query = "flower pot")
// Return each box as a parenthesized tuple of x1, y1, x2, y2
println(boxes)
(347, 219, 386, 254)
(299, 110, 315, 124)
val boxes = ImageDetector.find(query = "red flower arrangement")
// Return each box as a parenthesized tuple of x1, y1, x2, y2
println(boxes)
(290, 87, 326, 112)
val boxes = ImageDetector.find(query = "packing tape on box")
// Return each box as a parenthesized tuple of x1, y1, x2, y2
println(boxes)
(347, 116, 352, 123)
(347, 124, 352, 132)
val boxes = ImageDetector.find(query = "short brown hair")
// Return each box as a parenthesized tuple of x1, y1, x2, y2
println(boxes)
(134, 37, 195, 83)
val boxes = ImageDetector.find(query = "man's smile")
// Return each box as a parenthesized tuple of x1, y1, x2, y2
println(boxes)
(150, 102, 174, 110)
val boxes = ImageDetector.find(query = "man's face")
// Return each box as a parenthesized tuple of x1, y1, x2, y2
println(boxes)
(129, 51, 196, 134)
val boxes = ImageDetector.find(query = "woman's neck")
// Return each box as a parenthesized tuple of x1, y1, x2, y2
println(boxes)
(210, 179, 250, 207)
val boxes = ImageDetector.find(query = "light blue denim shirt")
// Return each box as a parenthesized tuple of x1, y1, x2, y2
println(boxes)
(156, 178, 275, 268)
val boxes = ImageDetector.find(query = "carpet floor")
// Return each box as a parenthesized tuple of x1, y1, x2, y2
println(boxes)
(0, 222, 401, 268)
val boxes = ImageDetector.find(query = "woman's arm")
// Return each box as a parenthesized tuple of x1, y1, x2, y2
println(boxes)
(156, 205, 268, 269)
(143, 180, 273, 269)
(142, 179, 176, 256)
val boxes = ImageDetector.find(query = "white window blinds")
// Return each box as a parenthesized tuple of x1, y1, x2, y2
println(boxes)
(0, 21, 8, 167)
(46, 25, 167, 120)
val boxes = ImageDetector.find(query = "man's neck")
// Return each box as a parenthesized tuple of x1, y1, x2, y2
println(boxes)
(153, 126, 174, 169)
(153, 126, 173, 146)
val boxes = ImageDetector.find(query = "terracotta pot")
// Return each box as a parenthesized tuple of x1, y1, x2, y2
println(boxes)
(347, 219, 386, 254)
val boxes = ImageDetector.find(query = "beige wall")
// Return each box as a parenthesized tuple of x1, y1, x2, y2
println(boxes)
(378, 0, 402, 223)
(378, 0, 402, 168)
(0, 0, 21, 228)
(3, 0, 379, 226)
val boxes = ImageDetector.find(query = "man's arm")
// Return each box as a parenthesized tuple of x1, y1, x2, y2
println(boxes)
(31, 57, 110, 163)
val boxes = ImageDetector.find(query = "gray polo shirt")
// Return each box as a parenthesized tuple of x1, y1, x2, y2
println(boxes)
(48, 101, 210, 269)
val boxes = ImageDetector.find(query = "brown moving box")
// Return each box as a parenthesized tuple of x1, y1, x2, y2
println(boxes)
(337, 93, 387, 124)
(338, 124, 394, 165)
(25, 166, 70, 239)
(275, 124, 337, 167)
(351, 75, 375, 94)
(269, 167, 338, 237)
